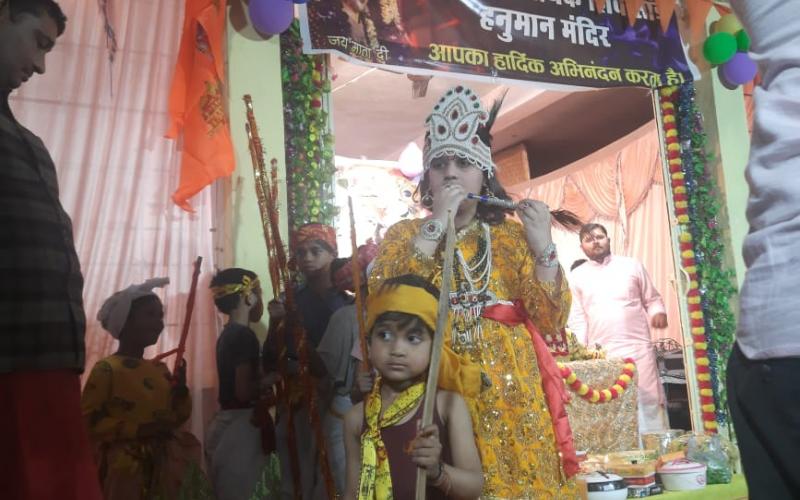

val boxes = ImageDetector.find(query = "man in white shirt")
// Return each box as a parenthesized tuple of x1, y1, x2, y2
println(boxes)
(570, 223, 669, 434)
(727, 1, 800, 498)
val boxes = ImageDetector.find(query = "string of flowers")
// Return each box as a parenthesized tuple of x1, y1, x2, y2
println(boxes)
(557, 358, 636, 404)
(658, 84, 736, 432)
(675, 83, 736, 428)
(280, 21, 338, 229)
(659, 87, 715, 432)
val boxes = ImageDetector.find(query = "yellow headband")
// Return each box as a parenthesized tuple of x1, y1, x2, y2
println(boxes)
(366, 284, 441, 335)
(365, 283, 482, 398)
(211, 275, 260, 300)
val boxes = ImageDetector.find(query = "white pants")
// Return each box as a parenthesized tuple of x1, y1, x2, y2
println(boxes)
(637, 399, 669, 435)
(205, 409, 270, 500)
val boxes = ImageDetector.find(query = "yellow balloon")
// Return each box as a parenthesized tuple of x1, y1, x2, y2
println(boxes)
(716, 14, 742, 35)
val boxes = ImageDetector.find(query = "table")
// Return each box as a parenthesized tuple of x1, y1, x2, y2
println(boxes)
(660, 474, 747, 499)
(565, 359, 639, 453)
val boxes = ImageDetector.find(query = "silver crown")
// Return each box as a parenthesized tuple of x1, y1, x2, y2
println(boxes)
(423, 86, 495, 177)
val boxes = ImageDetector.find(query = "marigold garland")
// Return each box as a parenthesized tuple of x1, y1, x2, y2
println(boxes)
(658, 84, 736, 433)
(557, 358, 636, 404)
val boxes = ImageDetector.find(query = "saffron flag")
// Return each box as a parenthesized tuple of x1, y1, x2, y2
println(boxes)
(166, 0, 234, 212)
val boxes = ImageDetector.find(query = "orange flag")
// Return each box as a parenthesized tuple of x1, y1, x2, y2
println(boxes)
(593, 0, 608, 14)
(654, 0, 678, 33)
(166, 0, 234, 212)
(625, 0, 646, 26)
(686, 0, 714, 42)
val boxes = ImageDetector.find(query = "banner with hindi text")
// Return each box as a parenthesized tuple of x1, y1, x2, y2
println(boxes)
(299, 0, 694, 89)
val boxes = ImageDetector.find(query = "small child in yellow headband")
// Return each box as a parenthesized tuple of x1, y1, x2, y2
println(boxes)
(342, 274, 483, 500)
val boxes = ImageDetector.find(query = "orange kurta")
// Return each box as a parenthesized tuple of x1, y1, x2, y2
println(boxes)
(369, 218, 577, 499)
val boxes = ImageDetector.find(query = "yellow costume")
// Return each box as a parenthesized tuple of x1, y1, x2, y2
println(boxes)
(81, 355, 208, 500)
(370, 218, 577, 499)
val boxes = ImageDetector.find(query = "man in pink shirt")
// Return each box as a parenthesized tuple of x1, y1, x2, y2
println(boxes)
(569, 223, 669, 434)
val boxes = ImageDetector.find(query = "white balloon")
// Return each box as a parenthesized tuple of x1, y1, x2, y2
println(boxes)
(398, 142, 423, 179)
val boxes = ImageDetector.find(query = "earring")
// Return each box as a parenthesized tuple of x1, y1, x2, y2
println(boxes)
(421, 191, 434, 208)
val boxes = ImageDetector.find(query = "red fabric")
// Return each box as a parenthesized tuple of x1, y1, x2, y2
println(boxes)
(0, 370, 103, 500)
(482, 301, 580, 478)
(291, 223, 338, 253)
(333, 241, 379, 292)
(166, 0, 234, 211)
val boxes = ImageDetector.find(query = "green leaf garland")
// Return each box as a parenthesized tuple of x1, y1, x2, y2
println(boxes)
(280, 21, 337, 229)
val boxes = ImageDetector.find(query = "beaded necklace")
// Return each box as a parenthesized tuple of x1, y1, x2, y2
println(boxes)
(450, 222, 496, 348)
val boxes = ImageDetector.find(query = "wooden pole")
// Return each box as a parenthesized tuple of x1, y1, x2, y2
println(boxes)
(152, 256, 202, 377)
(348, 196, 370, 371)
(415, 211, 457, 500)
(172, 256, 202, 375)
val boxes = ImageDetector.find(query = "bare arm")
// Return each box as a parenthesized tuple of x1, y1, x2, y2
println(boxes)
(440, 391, 484, 498)
(343, 403, 365, 499)
(517, 199, 560, 282)
(350, 361, 375, 404)
(410, 392, 483, 499)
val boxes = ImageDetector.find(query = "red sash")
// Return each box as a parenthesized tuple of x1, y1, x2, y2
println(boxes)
(483, 301, 580, 478)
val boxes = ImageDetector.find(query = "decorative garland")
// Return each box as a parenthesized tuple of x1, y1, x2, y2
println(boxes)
(557, 358, 636, 404)
(280, 21, 338, 229)
(658, 84, 737, 432)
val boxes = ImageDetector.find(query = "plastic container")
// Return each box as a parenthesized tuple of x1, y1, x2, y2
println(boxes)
(642, 429, 685, 455)
(657, 459, 707, 491)
(579, 472, 629, 500)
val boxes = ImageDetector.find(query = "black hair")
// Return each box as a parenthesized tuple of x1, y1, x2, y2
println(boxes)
(210, 268, 258, 315)
(579, 223, 608, 241)
(122, 294, 163, 332)
(9, 0, 66, 36)
(369, 274, 439, 337)
(570, 258, 587, 271)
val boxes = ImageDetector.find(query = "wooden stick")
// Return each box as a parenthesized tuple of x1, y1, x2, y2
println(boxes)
(152, 347, 178, 362)
(173, 256, 202, 374)
(415, 211, 457, 500)
(151, 256, 202, 374)
(348, 196, 370, 371)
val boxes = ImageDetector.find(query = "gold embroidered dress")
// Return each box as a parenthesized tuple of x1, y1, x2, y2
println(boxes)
(370, 218, 577, 499)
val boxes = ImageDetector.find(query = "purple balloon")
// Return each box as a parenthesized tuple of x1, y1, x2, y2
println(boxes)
(717, 67, 739, 90)
(721, 52, 757, 86)
(249, 0, 294, 35)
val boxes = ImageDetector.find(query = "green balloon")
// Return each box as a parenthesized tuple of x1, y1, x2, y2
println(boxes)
(736, 30, 751, 52)
(703, 32, 737, 65)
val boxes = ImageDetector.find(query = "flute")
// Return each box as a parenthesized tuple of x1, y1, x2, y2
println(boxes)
(467, 192, 518, 210)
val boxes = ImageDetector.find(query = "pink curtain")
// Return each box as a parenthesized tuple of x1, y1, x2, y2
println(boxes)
(9, 1, 221, 441)
(508, 122, 684, 346)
